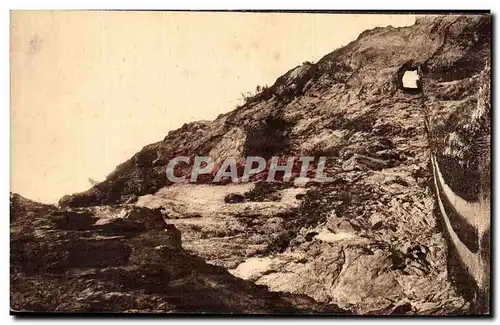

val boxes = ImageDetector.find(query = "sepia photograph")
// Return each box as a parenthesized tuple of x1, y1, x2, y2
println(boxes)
(10, 10, 491, 316)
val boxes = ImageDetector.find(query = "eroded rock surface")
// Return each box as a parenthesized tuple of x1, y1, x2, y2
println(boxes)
(13, 15, 491, 315)
(10, 193, 345, 314)
(134, 178, 468, 314)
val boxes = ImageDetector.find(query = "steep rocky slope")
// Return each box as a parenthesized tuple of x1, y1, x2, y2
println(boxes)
(421, 18, 491, 311)
(12, 14, 491, 315)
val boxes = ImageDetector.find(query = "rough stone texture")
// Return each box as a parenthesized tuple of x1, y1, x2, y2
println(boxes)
(58, 15, 490, 211)
(11, 193, 345, 314)
(133, 179, 468, 314)
(13, 15, 491, 315)
(421, 17, 491, 313)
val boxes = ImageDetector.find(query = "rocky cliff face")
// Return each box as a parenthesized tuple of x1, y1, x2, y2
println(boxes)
(12, 14, 490, 315)
(59, 15, 490, 210)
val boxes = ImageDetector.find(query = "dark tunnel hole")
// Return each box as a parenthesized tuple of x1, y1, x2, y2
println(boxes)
(397, 64, 422, 94)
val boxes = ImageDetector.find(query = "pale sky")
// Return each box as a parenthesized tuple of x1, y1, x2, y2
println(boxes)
(11, 11, 416, 203)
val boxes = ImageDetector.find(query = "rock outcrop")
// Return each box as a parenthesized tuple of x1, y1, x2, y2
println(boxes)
(11, 193, 346, 314)
(59, 15, 490, 210)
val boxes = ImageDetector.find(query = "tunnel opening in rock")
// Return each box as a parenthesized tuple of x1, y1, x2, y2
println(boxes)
(400, 67, 421, 93)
